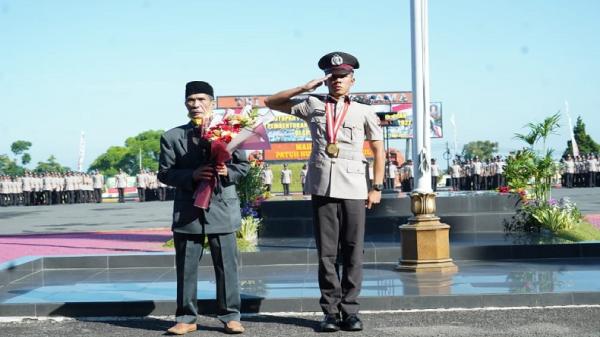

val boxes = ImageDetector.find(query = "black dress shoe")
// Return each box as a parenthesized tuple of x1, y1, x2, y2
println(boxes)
(340, 314, 363, 331)
(319, 314, 340, 332)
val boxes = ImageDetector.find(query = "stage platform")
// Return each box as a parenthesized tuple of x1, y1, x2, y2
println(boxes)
(2, 189, 600, 318)
(2, 236, 600, 318)
(260, 191, 520, 237)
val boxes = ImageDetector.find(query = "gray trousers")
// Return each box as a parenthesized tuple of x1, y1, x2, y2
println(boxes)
(173, 231, 241, 324)
(311, 195, 365, 317)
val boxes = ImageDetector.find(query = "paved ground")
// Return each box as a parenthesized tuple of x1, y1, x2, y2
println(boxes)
(0, 187, 598, 236)
(0, 188, 599, 264)
(1, 307, 600, 337)
(1, 189, 600, 335)
(0, 202, 172, 235)
(551, 187, 600, 214)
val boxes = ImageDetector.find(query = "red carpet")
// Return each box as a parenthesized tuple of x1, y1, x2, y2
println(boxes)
(0, 229, 172, 264)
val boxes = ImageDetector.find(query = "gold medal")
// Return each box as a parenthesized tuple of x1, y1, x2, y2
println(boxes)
(326, 143, 339, 157)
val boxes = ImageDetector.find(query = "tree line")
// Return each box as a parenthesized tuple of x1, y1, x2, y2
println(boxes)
(2, 116, 598, 177)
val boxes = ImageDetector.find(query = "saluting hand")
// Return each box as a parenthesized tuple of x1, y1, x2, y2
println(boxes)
(302, 74, 332, 92)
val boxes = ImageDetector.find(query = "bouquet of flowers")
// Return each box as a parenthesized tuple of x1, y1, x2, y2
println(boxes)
(193, 108, 274, 209)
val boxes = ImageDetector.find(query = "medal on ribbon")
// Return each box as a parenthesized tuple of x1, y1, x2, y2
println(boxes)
(324, 97, 350, 158)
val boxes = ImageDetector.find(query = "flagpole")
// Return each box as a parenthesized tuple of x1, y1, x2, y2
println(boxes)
(78, 131, 85, 172)
(565, 100, 579, 157)
(397, 0, 457, 273)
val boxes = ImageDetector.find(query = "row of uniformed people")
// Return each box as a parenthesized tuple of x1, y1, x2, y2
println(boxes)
(560, 154, 600, 188)
(114, 169, 171, 203)
(135, 169, 170, 202)
(0, 171, 105, 206)
(448, 156, 506, 191)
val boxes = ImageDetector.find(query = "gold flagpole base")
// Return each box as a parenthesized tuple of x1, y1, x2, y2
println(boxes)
(396, 192, 458, 273)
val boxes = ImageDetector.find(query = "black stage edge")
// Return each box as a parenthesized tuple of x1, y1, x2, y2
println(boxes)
(260, 193, 521, 237)
(3, 240, 600, 280)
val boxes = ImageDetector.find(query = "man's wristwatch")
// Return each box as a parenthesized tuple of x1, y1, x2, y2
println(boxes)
(371, 184, 383, 192)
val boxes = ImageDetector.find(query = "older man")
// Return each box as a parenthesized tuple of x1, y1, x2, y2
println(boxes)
(158, 81, 249, 335)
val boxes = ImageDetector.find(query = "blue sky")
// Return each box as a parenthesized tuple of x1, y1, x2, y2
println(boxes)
(1, 0, 599, 170)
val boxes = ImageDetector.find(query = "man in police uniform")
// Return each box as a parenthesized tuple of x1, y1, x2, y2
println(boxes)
(158, 81, 248, 335)
(265, 52, 385, 332)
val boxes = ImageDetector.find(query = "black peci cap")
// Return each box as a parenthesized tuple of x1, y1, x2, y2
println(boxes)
(318, 52, 360, 75)
(185, 81, 214, 98)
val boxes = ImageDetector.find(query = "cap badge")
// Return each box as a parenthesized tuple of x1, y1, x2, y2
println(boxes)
(331, 54, 343, 66)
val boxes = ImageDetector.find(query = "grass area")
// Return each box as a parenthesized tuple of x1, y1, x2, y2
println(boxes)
(557, 221, 600, 242)
(268, 162, 306, 193)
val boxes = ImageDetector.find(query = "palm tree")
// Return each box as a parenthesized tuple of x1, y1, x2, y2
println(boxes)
(514, 131, 538, 149)
(537, 111, 561, 154)
(513, 112, 561, 203)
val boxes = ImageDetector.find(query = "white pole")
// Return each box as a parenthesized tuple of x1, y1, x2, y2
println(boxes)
(411, 0, 432, 193)
(450, 113, 458, 157)
(565, 100, 579, 157)
(78, 131, 85, 172)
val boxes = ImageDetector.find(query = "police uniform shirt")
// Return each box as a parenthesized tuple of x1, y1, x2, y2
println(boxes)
(281, 169, 292, 184)
(472, 161, 482, 175)
(21, 177, 31, 192)
(115, 173, 128, 188)
(290, 95, 383, 199)
(496, 161, 504, 174)
(136, 173, 147, 188)
(93, 174, 104, 189)
(262, 169, 273, 185)
(565, 159, 575, 174)
(451, 164, 461, 178)
(43, 176, 52, 191)
(0, 179, 6, 194)
(431, 163, 439, 177)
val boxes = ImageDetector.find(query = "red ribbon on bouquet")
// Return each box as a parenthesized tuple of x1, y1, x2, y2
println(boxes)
(193, 140, 232, 209)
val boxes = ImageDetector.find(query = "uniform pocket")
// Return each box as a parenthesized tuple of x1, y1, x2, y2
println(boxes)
(310, 116, 327, 139)
(347, 161, 366, 174)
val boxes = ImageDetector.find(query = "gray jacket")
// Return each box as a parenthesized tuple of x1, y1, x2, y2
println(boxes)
(158, 122, 249, 234)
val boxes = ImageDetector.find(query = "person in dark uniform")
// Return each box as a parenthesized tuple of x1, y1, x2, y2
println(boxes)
(265, 52, 385, 332)
(158, 81, 249, 335)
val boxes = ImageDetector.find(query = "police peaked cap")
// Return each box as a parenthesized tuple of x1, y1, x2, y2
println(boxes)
(318, 52, 360, 75)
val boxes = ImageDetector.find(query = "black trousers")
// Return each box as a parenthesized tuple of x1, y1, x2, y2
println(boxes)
(565, 173, 574, 188)
(472, 174, 481, 190)
(282, 183, 290, 195)
(22, 191, 31, 206)
(137, 188, 145, 202)
(173, 231, 240, 324)
(311, 195, 365, 316)
(117, 188, 125, 202)
(431, 176, 438, 192)
(451, 178, 459, 191)
(158, 187, 166, 201)
(94, 188, 102, 203)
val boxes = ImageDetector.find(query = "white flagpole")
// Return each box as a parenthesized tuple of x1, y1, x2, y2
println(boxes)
(78, 131, 85, 172)
(565, 100, 579, 157)
(410, 0, 432, 193)
(450, 113, 457, 157)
